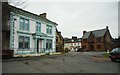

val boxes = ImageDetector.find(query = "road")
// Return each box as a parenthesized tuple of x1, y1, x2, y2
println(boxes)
(2, 52, 118, 73)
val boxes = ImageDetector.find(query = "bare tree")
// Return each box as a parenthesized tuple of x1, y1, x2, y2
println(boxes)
(8, 0, 28, 9)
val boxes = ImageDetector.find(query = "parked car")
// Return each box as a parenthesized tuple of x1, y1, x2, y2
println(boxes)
(77, 48, 84, 52)
(109, 48, 120, 62)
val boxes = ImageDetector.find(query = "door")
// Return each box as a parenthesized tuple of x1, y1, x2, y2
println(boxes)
(90, 45, 93, 50)
(37, 40, 39, 53)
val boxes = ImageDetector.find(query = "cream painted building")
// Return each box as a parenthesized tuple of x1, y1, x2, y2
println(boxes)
(64, 37, 82, 51)
(2, 4, 58, 56)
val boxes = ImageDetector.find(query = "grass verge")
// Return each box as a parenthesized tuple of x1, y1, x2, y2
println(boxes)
(102, 53, 110, 58)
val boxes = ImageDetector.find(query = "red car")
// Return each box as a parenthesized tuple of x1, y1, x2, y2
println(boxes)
(109, 48, 120, 62)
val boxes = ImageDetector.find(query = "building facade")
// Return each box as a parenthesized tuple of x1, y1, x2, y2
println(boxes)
(56, 29, 64, 52)
(64, 37, 81, 51)
(81, 26, 112, 51)
(2, 3, 58, 56)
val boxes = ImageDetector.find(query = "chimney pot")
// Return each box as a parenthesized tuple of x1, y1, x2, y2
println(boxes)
(39, 13, 47, 18)
(83, 31, 86, 34)
(106, 26, 108, 29)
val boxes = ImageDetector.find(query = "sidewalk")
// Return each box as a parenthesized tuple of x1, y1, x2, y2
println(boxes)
(2, 52, 65, 62)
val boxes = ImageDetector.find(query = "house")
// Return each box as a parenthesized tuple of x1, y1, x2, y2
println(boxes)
(81, 26, 112, 51)
(64, 36, 81, 51)
(56, 28, 64, 52)
(2, 3, 58, 57)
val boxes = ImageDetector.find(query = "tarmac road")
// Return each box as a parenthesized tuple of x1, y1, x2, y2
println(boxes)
(2, 52, 119, 73)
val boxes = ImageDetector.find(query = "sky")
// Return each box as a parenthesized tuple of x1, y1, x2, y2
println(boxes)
(14, 0, 119, 38)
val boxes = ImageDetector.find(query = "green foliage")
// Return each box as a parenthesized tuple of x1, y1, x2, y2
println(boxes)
(102, 53, 110, 58)
(45, 53, 50, 55)
(64, 48, 69, 53)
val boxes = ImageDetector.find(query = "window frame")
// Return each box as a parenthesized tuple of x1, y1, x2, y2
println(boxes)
(46, 25, 52, 34)
(97, 45, 101, 49)
(36, 22, 41, 33)
(46, 39, 52, 50)
(19, 17, 29, 31)
(18, 36, 30, 49)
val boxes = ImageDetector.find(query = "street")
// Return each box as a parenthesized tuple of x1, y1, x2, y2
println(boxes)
(2, 52, 118, 73)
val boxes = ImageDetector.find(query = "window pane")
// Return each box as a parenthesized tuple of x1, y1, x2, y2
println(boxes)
(25, 37, 29, 42)
(20, 18, 24, 30)
(20, 18, 24, 22)
(36, 22, 41, 32)
(47, 26, 49, 33)
(46, 43, 48, 49)
(36, 25, 38, 32)
(19, 36, 24, 42)
(19, 36, 24, 48)
(24, 19, 29, 30)
(25, 19, 29, 24)
(25, 42, 29, 48)
(19, 42, 24, 48)
(24, 37, 29, 49)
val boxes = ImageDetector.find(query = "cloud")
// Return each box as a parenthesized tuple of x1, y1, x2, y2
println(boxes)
(25, 2, 118, 38)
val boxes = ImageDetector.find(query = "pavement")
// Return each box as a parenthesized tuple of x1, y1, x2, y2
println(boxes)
(2, 52, 119, 73)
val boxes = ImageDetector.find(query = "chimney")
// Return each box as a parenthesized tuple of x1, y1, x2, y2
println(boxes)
(106, 26, 108, 29)
(39, 13, 47, 18)
(83, 30, 86, 34)
(72, 36, 77, 39)
(58, 32, 61, 35)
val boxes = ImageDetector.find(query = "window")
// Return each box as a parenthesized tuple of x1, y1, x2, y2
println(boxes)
(19, 36, 30, 49)
(84, 45, 87, 49)
(96, 37, 101, 42)
(24, 19, 29, 30)
(20, 17, 29, 31)
(46, 25, 52, 34)
(83, 39, 87, 43)
(74, 43, 76, 46)
(36, 22, 41, 32)
(20, 18, 24, 30)
(97, 45, 101, 49)
(46, 39, 52, 49)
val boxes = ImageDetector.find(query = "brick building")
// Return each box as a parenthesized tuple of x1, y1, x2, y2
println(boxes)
(81, 26, 112, 51)
(56, 28, 64, 52)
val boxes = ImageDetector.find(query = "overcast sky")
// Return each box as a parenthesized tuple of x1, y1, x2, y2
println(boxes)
(21, 0, 118, 38)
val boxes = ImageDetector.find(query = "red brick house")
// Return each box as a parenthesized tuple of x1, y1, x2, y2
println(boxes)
(81, 26, 112, 51)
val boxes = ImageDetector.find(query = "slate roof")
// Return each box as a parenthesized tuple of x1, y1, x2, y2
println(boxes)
(82, 28, 107, 39)
(9, 5, 58, 26)
(64, 38, 81, 43)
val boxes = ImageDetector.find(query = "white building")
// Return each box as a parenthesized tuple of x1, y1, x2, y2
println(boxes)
(4, 5, 58, 56)
(64, 37, 82, 51)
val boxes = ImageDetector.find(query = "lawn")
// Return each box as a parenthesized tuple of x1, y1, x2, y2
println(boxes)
(102, 53, 110, 58)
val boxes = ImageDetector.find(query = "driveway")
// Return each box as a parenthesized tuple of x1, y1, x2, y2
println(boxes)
(2, 52, 118, 73)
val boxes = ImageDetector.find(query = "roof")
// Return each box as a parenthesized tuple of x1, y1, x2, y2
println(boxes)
(82, 28, 107, 39)
(9, 5, 58, 26)
(64, 38, 81, 43)
(56, 28, 63, 39)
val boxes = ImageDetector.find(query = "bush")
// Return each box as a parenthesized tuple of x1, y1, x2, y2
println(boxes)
(46, 53, 50, 55)
(64, 48, 69, 53)
(102, 53, 110, 58)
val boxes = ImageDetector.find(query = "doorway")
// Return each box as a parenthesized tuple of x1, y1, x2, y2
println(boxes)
(37, 40, 39, 53)
(90, 44, 94, 51)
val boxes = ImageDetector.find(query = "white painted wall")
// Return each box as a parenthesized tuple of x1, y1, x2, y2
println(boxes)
(14, 15, 19, 51)
(11, 12, 57, 54)
(41, 23, 46, 34)
(30, 20, 36, 33)
(52, 26, 56, 52)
